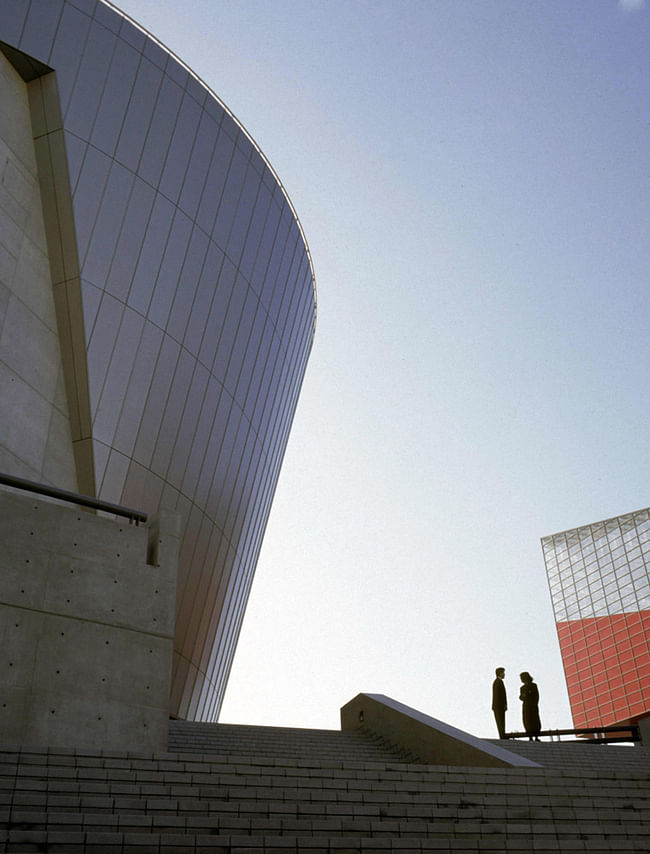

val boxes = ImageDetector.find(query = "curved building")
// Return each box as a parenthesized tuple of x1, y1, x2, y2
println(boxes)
(0, 0, 316, 720)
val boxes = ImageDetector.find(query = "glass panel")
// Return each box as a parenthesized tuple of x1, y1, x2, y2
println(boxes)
(113, 320, 163, 456)
(212, 145, 247, 252)
(118, 16, 146, 52)
(127, 193, 174, 316)
(240, 307, 268, 420)
(80, 279, 101, 341)
(210, 407, 245, 528)
(115, 57, 163, 173)
(159, 90, 201, 203)
(239, 181, 271, 284)
(72, 146, 111, 265)
(138, 75, 183, 187)
(178, 110, 220, 220)
(195, 393, 234, 508)
(167, 361, 209, 489)
(65, 19, 116, 139)
(251, 195, 281, 297)
(226, 163, 260, 265)
(0, 0, 29, 47)
(69, 0, 97, 17)
(91, 36, 141, 156)
(93, 307, 143, 446)
(82, 161, 133, 287)
(260, 206, 290, 312)
(21, 0, 63, 65)
(86, 291, 124, 417)
(210, 270, 246, 380)
(196, 129, 235, 236)
(143, 35, 167, 69)
(167, 226, 210, 344)
(133, 333, 180, 467)
(185, 74, 207, 109)
(227, 287, 257, 402)
(105, 177, 155, 302)
(63, 132, 86, 190)
(151, 347, 194, 477)
(184, 241, 227, 359)
(164, 54, 188, 88)
(99, 447, 130, 504)
(48, 2, 91, 114)
(149, 208, 192, 331)
(93, 1, 120, 33)
(196, 253, 236, 370)
(245, 309, 273, 424)
(180, 376, 221, 499)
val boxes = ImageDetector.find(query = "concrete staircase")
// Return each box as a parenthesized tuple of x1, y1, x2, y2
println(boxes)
(1, 722, 650, 852)
(490, 737, 650, 772)
(168, 721, 420, 762)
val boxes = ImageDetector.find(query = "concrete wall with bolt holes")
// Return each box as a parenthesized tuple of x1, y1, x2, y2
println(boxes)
(0, 488, 179, 751)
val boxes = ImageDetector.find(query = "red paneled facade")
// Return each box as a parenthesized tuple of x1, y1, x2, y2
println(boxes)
(556, 611, 650, 727)
(542, 508, 650, 730)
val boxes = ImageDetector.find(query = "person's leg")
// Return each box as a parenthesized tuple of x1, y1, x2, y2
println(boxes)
(494, 709, 505, 738)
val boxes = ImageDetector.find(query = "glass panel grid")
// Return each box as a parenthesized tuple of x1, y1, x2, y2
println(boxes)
(544, 509, 650, 727)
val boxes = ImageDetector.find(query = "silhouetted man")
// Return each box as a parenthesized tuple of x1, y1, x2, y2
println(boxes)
(492, 667, 507, 738)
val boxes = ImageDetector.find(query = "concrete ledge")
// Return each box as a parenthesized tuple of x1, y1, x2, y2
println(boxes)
(341, 693, 540, 768)
(0, 490, 179, 752)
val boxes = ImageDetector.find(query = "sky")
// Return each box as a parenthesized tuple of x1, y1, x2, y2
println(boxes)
(116, 0, 650, 739)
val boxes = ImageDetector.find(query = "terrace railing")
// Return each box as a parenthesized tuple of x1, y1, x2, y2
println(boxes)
(0, 471, 147, 526)
(505, 725, 639, 744)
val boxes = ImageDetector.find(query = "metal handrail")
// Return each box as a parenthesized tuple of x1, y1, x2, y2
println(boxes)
(505, 724, 639, 743)
(0, 472, 148, 525)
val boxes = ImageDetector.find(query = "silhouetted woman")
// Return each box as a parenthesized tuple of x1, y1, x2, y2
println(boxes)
(519, 672, 541, 741)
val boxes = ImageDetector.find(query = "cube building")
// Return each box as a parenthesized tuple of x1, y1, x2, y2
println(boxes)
(542, 508, 650, 729)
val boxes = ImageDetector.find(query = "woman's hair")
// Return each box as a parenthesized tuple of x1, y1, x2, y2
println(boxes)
(520, 671, 532, 682)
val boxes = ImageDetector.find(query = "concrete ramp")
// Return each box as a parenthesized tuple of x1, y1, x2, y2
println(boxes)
(341, 692, 540, 767)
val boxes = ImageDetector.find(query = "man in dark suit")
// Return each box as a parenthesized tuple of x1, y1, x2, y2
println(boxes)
(492, 667, 507, 738)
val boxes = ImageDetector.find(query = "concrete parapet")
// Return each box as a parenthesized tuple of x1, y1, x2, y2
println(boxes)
(0, 488, 178, 752)
(341, 692, 540, 767)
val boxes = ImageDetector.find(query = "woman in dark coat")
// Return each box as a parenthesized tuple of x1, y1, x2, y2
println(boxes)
(519, 672, 541, 741)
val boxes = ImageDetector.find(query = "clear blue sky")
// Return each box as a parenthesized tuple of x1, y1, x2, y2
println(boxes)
(116, 0, 650, 737)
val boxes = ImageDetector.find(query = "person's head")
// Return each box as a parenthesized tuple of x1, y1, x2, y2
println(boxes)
(520, 671, 532, 683)
(495, 667, 505, 679)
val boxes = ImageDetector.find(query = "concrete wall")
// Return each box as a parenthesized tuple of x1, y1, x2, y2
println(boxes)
(0, 51, 77, 490)
(0, 488, 178, 752)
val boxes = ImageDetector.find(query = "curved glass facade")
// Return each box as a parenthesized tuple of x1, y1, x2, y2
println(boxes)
(0, 0, 316, 720)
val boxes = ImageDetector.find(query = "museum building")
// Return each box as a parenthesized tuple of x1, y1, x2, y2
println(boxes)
(542, 507, 650, 729)
(0, 0, 316, 723)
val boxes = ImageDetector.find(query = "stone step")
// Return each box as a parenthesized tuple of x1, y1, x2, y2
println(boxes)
(3, 754, 650, 817)
(3, 725, 650, 852)
(5, 804, 650, 831)
(168, 723, 415, 762)
(3, 746, 650, 785)
(488, 738, 650, 770)
(4, 827, 650, 853)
